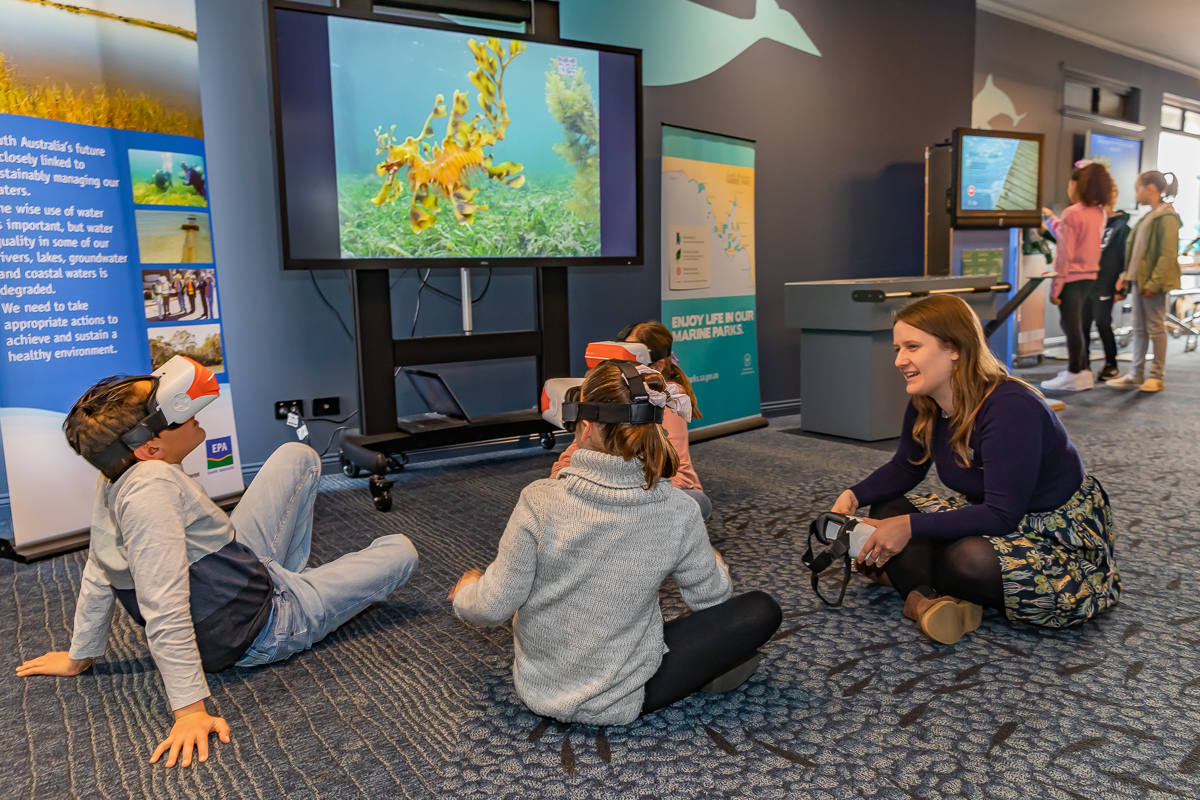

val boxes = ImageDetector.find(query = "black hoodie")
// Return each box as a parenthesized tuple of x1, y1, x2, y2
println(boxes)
(1095, 211, 1131, 296)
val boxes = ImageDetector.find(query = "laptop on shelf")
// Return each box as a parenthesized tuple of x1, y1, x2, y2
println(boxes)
(396, 368, 471, 434)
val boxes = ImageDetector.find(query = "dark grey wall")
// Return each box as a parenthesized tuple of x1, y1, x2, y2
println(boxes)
(620, 0, 978, 405)
(974, 10, 1200, 340)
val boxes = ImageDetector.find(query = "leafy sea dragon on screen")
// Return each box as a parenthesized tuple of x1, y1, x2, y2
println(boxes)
(372, 37, 527, 232)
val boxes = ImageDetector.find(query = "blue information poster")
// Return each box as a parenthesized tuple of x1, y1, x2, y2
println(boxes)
(0, 0, 243, 550)
(660, 126, 762, 433)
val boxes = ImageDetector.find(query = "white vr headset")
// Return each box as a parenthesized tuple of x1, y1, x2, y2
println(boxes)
(76, 355, 220, 479)
(541, 343, 662, 430)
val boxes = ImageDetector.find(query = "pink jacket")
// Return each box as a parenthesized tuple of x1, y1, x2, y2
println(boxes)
(549, 402, 702, 492)
(1046, 203, 1105, 298)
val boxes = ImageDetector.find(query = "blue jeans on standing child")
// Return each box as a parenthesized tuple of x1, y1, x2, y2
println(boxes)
(234, 443, 419, 666)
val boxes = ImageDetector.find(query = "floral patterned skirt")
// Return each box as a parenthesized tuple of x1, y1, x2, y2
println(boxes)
(907, 475, 1120, 628)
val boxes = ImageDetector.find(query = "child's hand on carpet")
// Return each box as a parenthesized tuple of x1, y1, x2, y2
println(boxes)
(15, 651, 93, 677)
(151, 701, 231, 768)
(449, 568, 483, 601)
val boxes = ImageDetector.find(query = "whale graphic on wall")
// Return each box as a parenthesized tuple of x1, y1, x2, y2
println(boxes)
(559, 0, 821, 86)
(972, 74, 1027, 129)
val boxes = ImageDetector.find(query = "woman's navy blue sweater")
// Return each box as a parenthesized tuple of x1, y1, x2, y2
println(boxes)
(849, 381, 1085, 539)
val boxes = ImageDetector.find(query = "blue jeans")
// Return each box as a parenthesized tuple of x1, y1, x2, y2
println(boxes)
(234, 443, 419, 667)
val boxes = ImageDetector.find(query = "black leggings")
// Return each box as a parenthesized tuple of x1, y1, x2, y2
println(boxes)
(640, 591, 782, 715)
(1080, 288, 1117, 367)
(870, 497, 1005, 610)
(1058, 279, 1095, 373)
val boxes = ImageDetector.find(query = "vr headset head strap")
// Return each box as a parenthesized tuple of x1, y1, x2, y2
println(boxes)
(802, 512, 856, 607)
(561, 359, 664, 426)
(617, 322, 672, 364)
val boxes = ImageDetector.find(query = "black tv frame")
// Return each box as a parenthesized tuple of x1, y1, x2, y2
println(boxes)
(951, 127, 1044, 229)
(267, 0, 644, 271)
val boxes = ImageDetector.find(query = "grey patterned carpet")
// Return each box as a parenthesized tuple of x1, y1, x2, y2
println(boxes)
(4, 342, 1200, 799)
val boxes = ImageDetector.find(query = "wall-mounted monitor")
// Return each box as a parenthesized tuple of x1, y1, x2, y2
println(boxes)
(951, 128, 1044, 229)
(268, 1, 643, 269)
(1085, 131, 1142, 211)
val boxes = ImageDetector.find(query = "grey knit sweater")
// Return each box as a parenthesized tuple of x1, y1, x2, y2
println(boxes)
(453, 448, 732, 725)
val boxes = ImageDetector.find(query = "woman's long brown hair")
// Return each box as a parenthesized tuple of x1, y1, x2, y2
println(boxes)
(894, 295, 1038, 467)
(623, 321, 702, 419)
(580, 361, 680, 489)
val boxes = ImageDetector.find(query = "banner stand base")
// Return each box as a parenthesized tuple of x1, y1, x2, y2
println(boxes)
(689, 415, 768, 445)
(1, 531, 91, 564)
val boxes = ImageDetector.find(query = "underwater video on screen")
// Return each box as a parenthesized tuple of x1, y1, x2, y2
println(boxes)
(272, 8, 640, 265)
(959, 135, 1040, 212)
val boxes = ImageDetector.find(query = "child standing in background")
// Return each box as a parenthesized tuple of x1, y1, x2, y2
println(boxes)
(1040, 162, 1114, 392)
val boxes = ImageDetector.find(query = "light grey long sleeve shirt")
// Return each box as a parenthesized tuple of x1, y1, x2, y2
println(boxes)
(69, 461, 269, 711)
(454, 448, 732, 726)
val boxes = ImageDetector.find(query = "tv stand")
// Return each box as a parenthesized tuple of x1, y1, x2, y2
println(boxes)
(339, 267, 569, 511)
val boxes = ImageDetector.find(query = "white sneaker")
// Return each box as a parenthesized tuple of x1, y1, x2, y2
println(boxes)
(1041, 370, 1092, 391)
(1040, 370, 1070, 390)
(1105, 374, 1143, 388)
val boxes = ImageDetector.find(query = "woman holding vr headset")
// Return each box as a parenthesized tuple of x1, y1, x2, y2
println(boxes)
(830, 295, 1120, 644)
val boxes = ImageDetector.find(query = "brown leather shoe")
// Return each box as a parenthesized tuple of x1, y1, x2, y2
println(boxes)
(903, 589, 982, 644)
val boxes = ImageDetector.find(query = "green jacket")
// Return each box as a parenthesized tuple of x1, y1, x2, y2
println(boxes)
(1126, 207, 1182, 294)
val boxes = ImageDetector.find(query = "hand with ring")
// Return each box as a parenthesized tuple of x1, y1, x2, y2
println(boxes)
(857, 515, 912, 568)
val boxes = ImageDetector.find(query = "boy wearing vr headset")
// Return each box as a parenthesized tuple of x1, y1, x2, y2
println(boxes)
(16, 357, 419, 768)
(453, 359, 780, 725)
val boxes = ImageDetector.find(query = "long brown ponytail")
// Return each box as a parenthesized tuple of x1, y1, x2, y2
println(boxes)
(623, 321, 703, 419)
(894, 295, 1038, 467)
(580, 361, 680, 489)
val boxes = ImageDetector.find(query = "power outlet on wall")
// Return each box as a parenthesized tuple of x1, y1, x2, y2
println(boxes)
(274, 400, 304, 420)
(313, 397, 341, 417)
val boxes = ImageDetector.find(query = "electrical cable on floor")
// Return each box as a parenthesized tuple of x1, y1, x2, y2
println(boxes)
(310, 271, 354, 342)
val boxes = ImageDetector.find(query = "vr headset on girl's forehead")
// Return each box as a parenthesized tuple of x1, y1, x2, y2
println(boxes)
(540, 359, 664, 431)
(74, 355, 220, 479)
(616, 322, 672, 363)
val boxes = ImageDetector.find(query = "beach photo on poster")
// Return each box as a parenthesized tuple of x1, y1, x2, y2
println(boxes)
(329, 17, 601, 259)
(0, 0, 202, 136)
(148, 322, 222, 373)
(129, 149, 207, 206)
(142, 268, 217, 323)
(135, 209, 212, 263)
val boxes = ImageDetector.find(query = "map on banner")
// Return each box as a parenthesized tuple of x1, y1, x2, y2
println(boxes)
(661, 155, 755, 299)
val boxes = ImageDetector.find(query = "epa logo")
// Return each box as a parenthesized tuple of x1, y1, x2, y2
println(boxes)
(207, 436, 233, 471)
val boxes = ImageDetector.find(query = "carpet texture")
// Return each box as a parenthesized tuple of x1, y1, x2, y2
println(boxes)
(3, 343, 1200, 799)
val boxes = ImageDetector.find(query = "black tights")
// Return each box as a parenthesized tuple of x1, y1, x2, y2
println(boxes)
(870, 497, 1005, 610)
(640, 591, 782, 715)
(1058, 279, 1095, 373)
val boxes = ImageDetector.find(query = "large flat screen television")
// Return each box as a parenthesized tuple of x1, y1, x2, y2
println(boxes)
(268, 1, 643, 269)
(951, 128, 1043, 229)
(1085, 131, 1142, 211)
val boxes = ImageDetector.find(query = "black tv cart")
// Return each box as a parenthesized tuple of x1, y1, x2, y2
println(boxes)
(338, 267, 569, 511)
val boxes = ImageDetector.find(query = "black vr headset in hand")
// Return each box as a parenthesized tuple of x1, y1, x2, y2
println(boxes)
(802, 512, 877, 606)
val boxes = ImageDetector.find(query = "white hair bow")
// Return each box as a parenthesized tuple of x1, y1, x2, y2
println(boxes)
(635, 365, 693, 422)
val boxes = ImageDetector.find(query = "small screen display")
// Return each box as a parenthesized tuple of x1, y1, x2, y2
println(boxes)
(959, 135, 1040, 212)
(1088, 133, 1142, 211)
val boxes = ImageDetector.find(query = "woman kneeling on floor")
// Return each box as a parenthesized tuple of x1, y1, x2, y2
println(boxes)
(449, 360, 781, 726)
(832, 295, 1120, 643)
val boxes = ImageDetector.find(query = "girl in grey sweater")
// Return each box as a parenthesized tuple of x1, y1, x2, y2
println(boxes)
(450, 361, 781, 726)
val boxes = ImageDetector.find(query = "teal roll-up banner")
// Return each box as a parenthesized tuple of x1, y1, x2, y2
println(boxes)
(661, 125, 763, 434)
